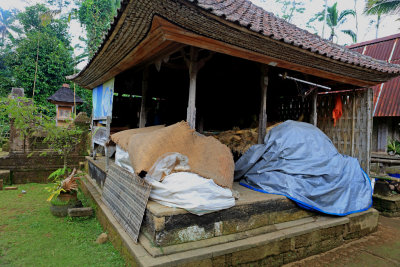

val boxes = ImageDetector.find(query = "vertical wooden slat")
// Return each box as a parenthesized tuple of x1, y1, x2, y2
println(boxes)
(187, 47, 199, 129)
(258, 65, 269, 144)
(139, 67, 149, 128)
(311, 90, 318, 126)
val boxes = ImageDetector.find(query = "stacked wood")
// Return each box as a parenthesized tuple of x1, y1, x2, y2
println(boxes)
(213, 122, 282, 156)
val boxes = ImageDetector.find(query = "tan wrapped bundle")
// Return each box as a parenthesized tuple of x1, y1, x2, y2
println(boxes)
(110, 125, 165, 151)
(127, 121, 234, 189)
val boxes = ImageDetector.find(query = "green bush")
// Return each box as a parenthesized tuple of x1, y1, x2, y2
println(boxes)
(387, 139, 400, 155)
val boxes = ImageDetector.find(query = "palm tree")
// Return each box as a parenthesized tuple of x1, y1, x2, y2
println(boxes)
(365, 0, 400, 15)
(364, 0, 400, 39)
(325, 3, 357, 43)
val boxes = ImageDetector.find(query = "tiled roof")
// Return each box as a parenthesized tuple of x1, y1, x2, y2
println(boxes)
(191, 0, 399, 73)
(70, 0, 400, 88)
(348, 33, 400, 117)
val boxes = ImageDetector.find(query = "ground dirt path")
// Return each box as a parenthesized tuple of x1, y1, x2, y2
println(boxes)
(285, 216, 400, 267)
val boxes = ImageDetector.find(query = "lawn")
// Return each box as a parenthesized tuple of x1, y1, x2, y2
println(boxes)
(0, 183, 126, 267)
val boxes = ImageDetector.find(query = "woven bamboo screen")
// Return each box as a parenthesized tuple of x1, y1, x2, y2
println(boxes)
(277, 88, 373, 173)
(317, 88, 373, 173)
(278, 96, 312, 121)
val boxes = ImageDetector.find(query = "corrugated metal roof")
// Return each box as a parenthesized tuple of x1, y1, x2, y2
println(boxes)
(349, 34, 400, 117)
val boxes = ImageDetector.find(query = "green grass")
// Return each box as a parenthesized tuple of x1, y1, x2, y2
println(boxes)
(0, 183, 126, 267)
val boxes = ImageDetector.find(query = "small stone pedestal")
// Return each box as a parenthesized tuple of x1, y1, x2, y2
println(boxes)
(373, 194, 400, 217)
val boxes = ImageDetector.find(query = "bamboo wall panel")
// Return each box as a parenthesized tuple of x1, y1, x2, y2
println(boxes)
(317, 89, 373, 173)
(278, 96, 312, 122)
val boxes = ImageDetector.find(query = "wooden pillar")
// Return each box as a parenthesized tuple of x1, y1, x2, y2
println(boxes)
(187, 47, 199, 129)
(139, 67, 149, 128)
(366, 88, 373, 174)
(351, 91, 356, 157)
(310, 89, 318, 126)
(182, 47, 214, 129)
(258, 65, 269, 144)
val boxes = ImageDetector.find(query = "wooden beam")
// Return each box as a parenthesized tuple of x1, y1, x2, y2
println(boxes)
(158, 17, 378, 88)
(139, 67, 149, 128)
(258, 65, 269, 144)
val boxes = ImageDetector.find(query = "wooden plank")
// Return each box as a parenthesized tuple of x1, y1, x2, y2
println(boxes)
(258, 65, 269, 144)
(139, 67, 149, 128)
(86, 27, 184, 89)
(102, 163, 151, 243)
(377, 122, 388, 152)
(92, 116, 109, 121)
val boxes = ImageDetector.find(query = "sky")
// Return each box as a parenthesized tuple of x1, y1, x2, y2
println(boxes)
(1, 0, 400, 68)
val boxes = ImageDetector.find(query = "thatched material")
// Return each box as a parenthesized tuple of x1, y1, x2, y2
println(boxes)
(47, 86, 83, 104)
(213, 122, 283, 156)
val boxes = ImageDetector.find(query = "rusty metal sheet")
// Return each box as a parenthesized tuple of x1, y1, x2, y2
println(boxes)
(349, 34, 400, 117)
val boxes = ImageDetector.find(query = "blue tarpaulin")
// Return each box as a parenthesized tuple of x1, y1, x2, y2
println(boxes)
(92, 78, 114, 120)
(235, 120, 372, 216)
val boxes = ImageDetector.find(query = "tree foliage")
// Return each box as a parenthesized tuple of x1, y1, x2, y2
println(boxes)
(309, 2, 357, 43)
(365, 0, 400, 15)
(275, 0, 306, 22)
(0, 4, 92, 116)
(75, 0, 120, 58)
(13, 30, 74, 114)
(0, 8, 21, 45)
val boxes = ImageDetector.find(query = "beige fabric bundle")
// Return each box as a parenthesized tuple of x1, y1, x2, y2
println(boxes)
(127, 121, 235, 189)
(110, 125, 165, 151)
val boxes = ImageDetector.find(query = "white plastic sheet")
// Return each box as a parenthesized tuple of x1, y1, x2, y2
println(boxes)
(145, 172, 235, 215)
(147, 152, 190, 182)
(145, 153, 235, 215)
(115, 145, 134, 173)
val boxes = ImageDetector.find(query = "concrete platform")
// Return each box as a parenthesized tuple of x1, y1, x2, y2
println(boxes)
(81, 158, 379, 266)
(142, 183, 314, 250)
(86, 157, 313, 249)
